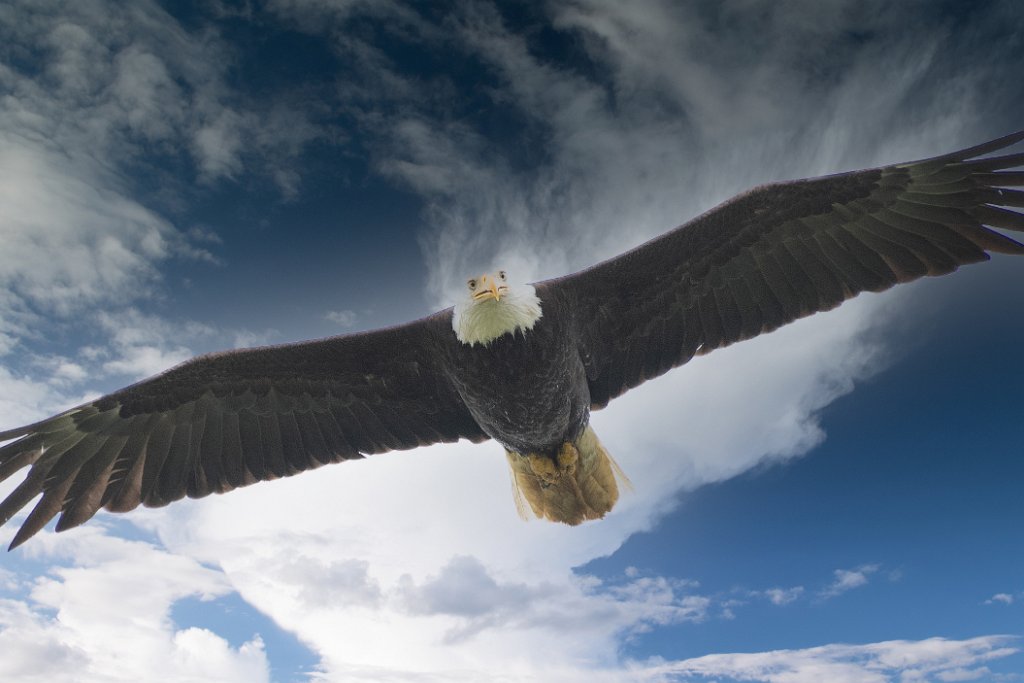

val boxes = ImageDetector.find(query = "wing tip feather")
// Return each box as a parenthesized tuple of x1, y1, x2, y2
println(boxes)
(8, 527, 34, 551)
(943, 130, 1024, 163)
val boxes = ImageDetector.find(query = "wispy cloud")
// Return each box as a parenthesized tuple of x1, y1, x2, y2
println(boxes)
(648, 636, 1020, 683)
(761, 586, 805, 606)
(324, 309, 358, 329)
(0, 567, 19, 593)
(0, 0, 331, 371)
(0, 366, 82, 437)
(986, 593, 1017, 606)
(820, 564, 881, 599)
(232, 328, 282, 350)
(95, 309, 214, 380)
(349, 0, 1023, 306)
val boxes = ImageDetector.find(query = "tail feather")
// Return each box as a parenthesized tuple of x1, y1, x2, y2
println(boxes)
(505, 425, 629, 524)
(508, 463, 532, 521)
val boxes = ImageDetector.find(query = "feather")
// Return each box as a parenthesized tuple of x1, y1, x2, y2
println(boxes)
(103, 414, 159, 512)
(57, 435, 129, 531)
(257, 412, 288, 479)
(155, 420, 193, 505)
(975, 171, 1024, 186)
(196, 408, 226, 495)
(219, 410, 246, 488)
(277, 411, 309, 473)
(139, 417, 175, 505)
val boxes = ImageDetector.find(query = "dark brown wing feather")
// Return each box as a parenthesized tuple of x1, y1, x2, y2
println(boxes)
(0, 311, 485, 549)
(535, 131, 1024, 410)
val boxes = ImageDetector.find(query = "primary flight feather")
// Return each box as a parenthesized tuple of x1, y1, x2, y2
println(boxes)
(2, 131, 1023, 549)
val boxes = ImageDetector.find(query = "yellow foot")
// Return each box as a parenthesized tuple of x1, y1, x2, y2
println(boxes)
(526, 443, 579, 484)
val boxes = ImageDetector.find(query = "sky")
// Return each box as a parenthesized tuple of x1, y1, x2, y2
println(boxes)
(0, 1, 1023, 681)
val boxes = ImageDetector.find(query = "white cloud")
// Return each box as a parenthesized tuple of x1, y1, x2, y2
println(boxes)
(0, 600, 88, 683)
(986, 593, 1015, 606)
(95, 309, 213, 380)
(50, 360, 88, 384)
(324, 309, 358, 328)
(0, 567, 19, 592)
(193, 110, 246, 181)
(762, 586, 805, 606)
(14, 354, 90, 390)
(0, 527, 270, 683)
(0, 135, 175, 317)
(648, 636, 1019, 683)
(0, 366, 78, 437)
(0, 330, 17, 357)
(936, 666, 995, 682)
(0, 0, 331, 366)
(391, 556, 708, 646)
(101, 345, 192, 381)
(232, 328, 282, 349)
(821, 564, 881, 600)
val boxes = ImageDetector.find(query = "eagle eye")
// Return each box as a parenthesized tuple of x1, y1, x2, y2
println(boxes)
(498, 271, 506, 281)
(467, 279, 477, 290)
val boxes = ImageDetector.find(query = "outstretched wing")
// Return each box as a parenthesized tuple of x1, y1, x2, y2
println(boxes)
(536, 131, 1024, 410)
(0, 311, 485, 548)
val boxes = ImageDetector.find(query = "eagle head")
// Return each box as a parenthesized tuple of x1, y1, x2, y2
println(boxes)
(452, 270, 542, 346)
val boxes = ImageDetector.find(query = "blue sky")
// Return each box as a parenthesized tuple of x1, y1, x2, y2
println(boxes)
(0, 1, 1022, 681)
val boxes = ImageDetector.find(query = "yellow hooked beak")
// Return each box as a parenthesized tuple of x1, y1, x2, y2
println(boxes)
(473, 274, 503, 302)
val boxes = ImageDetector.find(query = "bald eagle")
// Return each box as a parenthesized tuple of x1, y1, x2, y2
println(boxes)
(2, 132, 1023, 549)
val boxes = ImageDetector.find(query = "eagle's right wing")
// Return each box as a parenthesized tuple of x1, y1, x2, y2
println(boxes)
(0, 310, 486, 549)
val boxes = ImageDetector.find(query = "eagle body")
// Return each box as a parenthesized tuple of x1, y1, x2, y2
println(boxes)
(446, 283, 621, 524)
(2, 131, 1024, 548)
(445, 292, 589, 455)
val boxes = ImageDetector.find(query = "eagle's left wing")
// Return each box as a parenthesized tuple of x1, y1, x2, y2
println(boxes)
(536, 131, 1024, 410)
